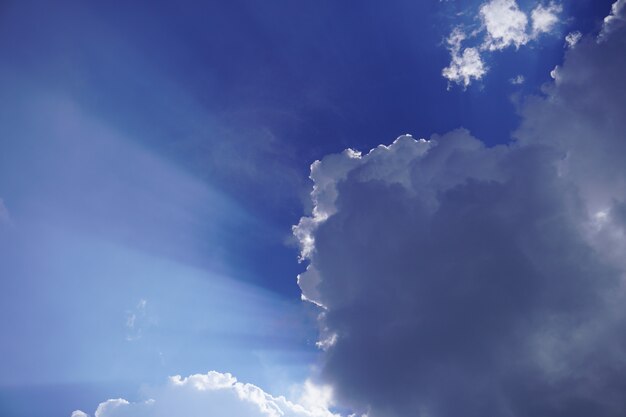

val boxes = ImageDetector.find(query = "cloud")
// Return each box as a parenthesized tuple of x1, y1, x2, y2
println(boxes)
(599, 0, 626, 41)
(509, 74, 525, 84)
(441, 28, 487, 88)
(516, 2, 626, 261)
(565, 31, 582, 48)
(125, 298, 149, 341)
(530, 2, 563, 37)
(478, 0, 561, 48)
(73, 371, 342, 417)
(480, 0, 529, 50)
(296, 6, 626, 417)
(442, 0, 562, 87)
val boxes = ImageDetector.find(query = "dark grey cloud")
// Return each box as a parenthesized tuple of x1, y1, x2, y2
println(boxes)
(295, 4, 626, 417)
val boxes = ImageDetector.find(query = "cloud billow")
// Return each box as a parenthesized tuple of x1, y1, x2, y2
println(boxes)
(72, 372, 340, 417)
(295, 4, 626, 417)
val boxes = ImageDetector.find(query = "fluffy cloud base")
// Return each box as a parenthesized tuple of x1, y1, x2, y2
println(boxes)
(72, 372, 341, 417)
(297, 3, 626, 417)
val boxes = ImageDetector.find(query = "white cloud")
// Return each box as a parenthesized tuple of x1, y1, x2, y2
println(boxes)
(549, 65, 560, 80)
(441, 28, 487, 87)
(530, 2, 563, 37)
(442, 0, 562, 87)
(73, 371, 342, 417)
(293, 380, 337, 417)
(565, 31, 582, 48)
(510, 74, 525, 84)
(480, 0, 529, 50)
(599, 0, 626, 42)
(296, 265, 325, 307)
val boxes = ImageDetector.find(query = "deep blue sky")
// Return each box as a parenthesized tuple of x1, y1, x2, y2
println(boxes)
(0, 1, 618, 416)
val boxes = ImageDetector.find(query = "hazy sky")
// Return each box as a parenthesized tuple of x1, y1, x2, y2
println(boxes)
(1, 1, 625, 416)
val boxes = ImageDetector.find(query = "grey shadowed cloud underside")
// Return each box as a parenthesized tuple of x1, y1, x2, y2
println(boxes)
(295, 3, 626, 417)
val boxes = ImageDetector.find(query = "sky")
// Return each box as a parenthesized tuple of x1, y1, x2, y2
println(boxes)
(0, 0, 625, 416)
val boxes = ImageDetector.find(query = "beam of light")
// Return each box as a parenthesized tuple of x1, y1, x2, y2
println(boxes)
(0, 92, 318, 413)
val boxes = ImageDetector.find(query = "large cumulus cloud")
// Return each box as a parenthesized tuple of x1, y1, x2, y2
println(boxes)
(294, 3, 626, 417)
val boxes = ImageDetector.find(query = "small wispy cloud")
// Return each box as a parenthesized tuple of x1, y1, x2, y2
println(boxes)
(565, 31, 582, 48)
(480, 0, 530, 51)
(125, 298, 149, 341)
(442, 28, 487, 88)
(530, 2, 563, 37)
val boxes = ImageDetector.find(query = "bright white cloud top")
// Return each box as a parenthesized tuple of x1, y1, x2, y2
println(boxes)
(442, 28, 487, 88)
(73, 372, 342, 417)
(481, 0, 530, 50)
(442, 0, 563, 87)
(530, 2, 563, 37)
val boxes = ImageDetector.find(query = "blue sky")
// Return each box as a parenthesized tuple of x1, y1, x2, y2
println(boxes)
(1, 1, 625, 416)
